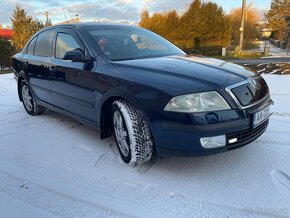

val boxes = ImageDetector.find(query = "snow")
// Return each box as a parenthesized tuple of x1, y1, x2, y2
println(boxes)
(0, 73, 290, 217)
(250, 41, 290, 57)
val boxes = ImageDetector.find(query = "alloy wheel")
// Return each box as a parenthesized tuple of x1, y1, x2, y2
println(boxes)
(113, 111, 130, 157)
(22, 85, 33, 111)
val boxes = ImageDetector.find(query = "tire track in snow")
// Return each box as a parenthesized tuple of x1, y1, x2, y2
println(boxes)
(108, 143, 127, 165)
(8, 116, 33, 124)
(0, 104, 19, 108)
(271, 170, 290, 196)
(253, 140, 290, 156)
(0, 132, 16, 137)
(7, 110, 20, 114)
(137, 158, 156, 174)
(94, 153, 113, 168)
(0, 145, 277, 218)
(109, 143, 119, 155)
(0, 170, 132, 218)
(71, 144, 92, 153)
(272, 112, 290, 117)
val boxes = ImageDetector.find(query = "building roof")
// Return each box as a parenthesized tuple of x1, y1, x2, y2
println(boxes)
(0, 29, 13, 39)
(55, 18, 80, 25)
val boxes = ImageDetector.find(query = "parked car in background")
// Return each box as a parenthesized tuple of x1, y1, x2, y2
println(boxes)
(13, 23, 273, 166)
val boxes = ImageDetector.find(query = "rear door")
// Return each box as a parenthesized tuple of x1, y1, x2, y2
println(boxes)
(50, 28, 96, 122)
(23, 29, 56, 104)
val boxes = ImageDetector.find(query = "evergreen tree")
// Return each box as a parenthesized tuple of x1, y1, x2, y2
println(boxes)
(265, 0, 288, 40)
(139, 0, 231, 54)
(139, 10, 150, 29)
(0, 38, 16, 69)
(180, 0, 202, 48)
(163, 10, 180, 44)
(11, 5, 44, 50)
(200, 2, 231, 46)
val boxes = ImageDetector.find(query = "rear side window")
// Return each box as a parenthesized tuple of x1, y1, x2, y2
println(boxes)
(34, 30, 55, 57)
(55, 33, 81, 59)
(27, 36, 37, 55)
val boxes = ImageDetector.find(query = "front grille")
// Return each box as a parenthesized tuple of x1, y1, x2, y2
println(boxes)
(226, 76, 270, 109)
(226, 119, 269, 146)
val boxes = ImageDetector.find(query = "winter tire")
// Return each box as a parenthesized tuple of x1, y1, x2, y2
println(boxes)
(112, 100, 153, 166)
(20, 80, 45, 116)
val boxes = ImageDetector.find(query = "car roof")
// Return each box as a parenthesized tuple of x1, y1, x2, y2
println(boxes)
(51, 22, 137, 29)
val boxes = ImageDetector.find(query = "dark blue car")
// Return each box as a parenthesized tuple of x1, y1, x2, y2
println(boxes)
(13, 23, 272, 166)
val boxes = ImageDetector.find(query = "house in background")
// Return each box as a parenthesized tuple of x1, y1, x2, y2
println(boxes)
(55, 17, 80, 25)
(0, 25, 13, 41)
(260, 28, 273, 38)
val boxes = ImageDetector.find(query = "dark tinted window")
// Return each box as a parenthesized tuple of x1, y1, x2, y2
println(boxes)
(27, 36, 37, 55)
(34, 30, 55, 57)
(55, 33, 81, 59)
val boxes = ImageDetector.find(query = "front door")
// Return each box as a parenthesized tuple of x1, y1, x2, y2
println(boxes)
(50, 28, 96, 122)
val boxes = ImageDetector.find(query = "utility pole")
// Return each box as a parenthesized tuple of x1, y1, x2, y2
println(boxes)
(238, 0, 246, 55)
(44, 11, 49, 25)
(41, 11, 50, 26)
(63, 8, 68, 23)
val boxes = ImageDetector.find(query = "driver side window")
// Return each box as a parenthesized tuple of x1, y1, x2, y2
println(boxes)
(55, 33, 81, 59)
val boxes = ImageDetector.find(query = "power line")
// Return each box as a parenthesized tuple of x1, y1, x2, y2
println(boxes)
(40, 11, 49, 24)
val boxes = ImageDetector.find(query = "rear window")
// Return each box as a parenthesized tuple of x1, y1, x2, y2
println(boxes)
(27, 36, 37, 55)
(34, 30, 55, 57)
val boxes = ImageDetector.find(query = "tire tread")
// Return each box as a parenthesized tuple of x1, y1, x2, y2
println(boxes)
(113, 100, 153, 166)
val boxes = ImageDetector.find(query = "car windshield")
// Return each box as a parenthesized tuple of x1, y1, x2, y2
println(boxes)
(83, 26, 185, 61)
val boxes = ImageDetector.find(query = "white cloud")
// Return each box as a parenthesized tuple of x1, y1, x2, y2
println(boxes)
(0, 0, 272, 26)
(118, 0, 133, 3)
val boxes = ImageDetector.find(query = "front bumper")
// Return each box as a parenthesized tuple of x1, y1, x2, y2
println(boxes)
(150, 98, 273, 157)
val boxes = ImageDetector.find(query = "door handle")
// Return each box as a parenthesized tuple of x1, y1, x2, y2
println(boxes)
(49, 66, 56, 72)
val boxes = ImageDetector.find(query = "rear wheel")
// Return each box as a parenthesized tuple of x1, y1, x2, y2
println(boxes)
(20, 80, 45, 116)
(112, 100, 153, 166)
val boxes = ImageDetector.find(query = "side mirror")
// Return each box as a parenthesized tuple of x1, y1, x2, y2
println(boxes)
(63, 50, 85, 62)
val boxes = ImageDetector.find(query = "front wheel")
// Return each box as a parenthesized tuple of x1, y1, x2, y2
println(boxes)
(112, 100, 153, 166)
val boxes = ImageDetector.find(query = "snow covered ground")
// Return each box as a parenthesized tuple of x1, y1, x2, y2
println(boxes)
(249, 41, 289, 57)
(0, 73, 290, 217)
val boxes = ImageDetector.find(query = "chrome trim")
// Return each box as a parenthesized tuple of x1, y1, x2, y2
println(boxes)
(225, 77, 270, 110)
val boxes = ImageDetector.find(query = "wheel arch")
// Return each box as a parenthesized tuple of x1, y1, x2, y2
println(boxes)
(98, 91, 149, 140)
(17, 71, 28, 102)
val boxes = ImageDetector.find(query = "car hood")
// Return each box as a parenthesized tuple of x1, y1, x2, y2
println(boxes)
(111, 55, 255, 95)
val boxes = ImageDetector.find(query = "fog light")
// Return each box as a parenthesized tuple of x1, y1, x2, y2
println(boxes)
(200, 135, 226, 149)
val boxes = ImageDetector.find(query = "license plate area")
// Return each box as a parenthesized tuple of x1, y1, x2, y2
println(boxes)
(253, 106, 270, 128)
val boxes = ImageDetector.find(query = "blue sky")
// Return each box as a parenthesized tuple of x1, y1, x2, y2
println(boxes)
(0, 0, 272, 26)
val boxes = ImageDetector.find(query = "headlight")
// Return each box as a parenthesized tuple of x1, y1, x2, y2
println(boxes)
(164, 91, 230, 113)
